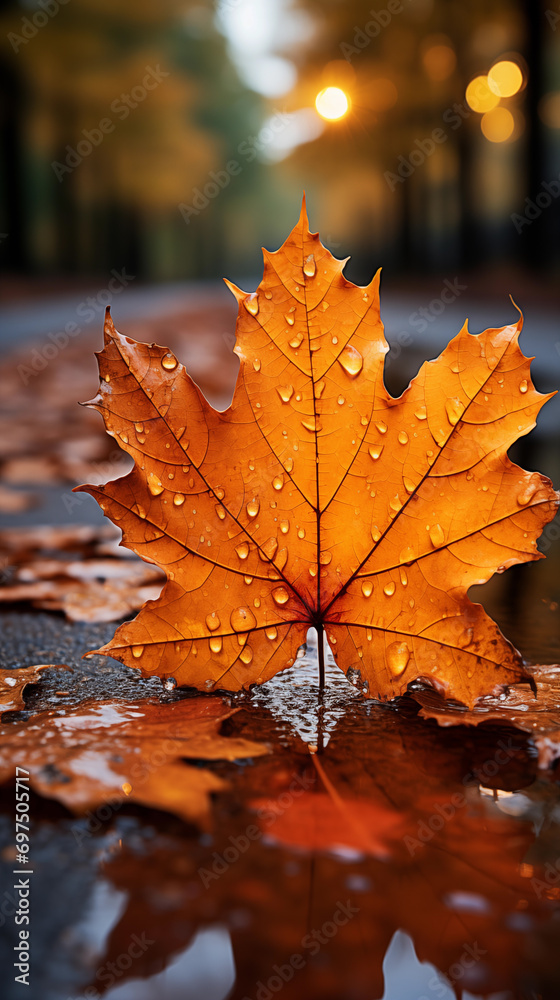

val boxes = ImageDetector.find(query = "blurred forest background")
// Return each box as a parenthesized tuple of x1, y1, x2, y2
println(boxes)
(1, 0, 560, 290)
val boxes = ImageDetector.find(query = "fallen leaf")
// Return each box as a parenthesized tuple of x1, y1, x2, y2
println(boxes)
(0, 697, 267, 826)
(77, 199, 558, 706)
(0, 664, 70, 712)
(410, 665, 560, 769)
(0, 485, 36, 513)
(0, 525, 164, 623)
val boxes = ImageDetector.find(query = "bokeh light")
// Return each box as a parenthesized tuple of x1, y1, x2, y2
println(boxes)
(481, 106, 515, 142)
(422, 44, 457, 81)
(538, 92, 560, 129)
(487, 59, 523, 98)
(466, 76, 500, 113)
(315, 87, 350, 121)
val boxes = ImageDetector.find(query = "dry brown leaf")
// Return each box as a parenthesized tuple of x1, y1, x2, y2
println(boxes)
(0, 696, 267, 825)
(0, 664, 70, 712)
(77, 199, 558, 707)
(410, 665, 560, 769)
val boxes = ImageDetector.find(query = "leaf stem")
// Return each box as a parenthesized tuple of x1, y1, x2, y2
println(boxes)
(316, 625, 326, 755)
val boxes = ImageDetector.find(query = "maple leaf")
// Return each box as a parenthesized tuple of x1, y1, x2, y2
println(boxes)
(0, 697, 267, 826)
(76, 199, 558, 707)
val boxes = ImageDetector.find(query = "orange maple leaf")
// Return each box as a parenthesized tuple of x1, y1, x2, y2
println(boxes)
(77, 199, 559, 707)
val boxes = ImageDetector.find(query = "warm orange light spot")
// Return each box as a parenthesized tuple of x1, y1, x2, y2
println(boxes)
(466, 76, 500, 113)
(122, 782, 132, 795)
(422, 44, 457, 82)
(315, 87, 350, 121)
(488, 60, 523, 98)
(481, 107, 515, 142)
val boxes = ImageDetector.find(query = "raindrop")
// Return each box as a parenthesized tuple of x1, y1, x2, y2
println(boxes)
(403, 477, 415, 493)
(215, 487, 225, 500)
(369, 443, 384, 461)
(206, 612, 221, 632)
(244, 575, 253, 585)
(134, 422, 144, 433)
(174, 494, 185, 506)
(289, 334, 304, 349)
(133, 503, 146, 519)
(429, 523, 445, 547)
(338, 344, 363, 377)
(389, 495, 402, 513)
(276, 548, 288, 570)
(265, 626, 278, 640)
(459, 628, 474, 648)
(376, 421, 388, 434)
(162, 353, 178, 371)
(517, 483, 537, 506)
(399, 568, 408, 587)
(147, 472, 164, 496)
(260, 537, 278, 560)
(414, 406, 427, 420)
(400, 546, 414, 563)
(303, 254, 316, 277)
(332, 336, 338, 345)
(445, 397, 463, 426)
(319, 551, 332, 565)
(285, 314, 295, 326)
(132, 645, 144, 658)
(398, 431, 408, 446)
(247, 498, 260, 518)
(309, 565, 317, 578)
(119, 432, 128, 444)
(337, 395, 345, 406)
(164, 677, 177, 691)
(315, 380, 325, 399)
(244, 293, 259, 315)
(272, 586, 289, 605)
(383, 582, 396, 597)
(273, 475, 284, 491)
(371, 525, 381, 542)
(387, 641, 410, 677)
(285, 457, 294, 473)
(297, 527, 305, 539)
(216, 505, 226, 520)
(236, 542, 249, 560)
(209, 637, 222, 654)
(280, 519, 290, 534)
(361, 580, 373, 598)
(231, 606, 257, 631)
(239, 646, 253, 664)
(276, 384, 294, 403)
(301, 416, 322, 432)
(519, 379, 528, 394)
(253, 358, 261, 372)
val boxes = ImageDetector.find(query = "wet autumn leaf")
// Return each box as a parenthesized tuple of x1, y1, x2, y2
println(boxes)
(0, 697, 267, 826)
(410, 664, 560, 769)
(0, 664, 70, 713)
(77, 199, 558, 707)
